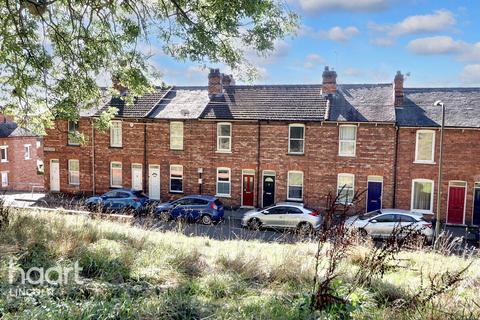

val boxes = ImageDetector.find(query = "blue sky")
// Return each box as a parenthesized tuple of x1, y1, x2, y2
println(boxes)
(148, 0, 480, 88)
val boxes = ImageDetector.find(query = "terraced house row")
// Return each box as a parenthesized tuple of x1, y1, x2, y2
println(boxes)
(43, 67, 480, 227)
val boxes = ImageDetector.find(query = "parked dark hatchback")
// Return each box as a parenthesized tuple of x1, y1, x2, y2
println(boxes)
(155, 195, 224, 224)
(85, 189, 150, 214)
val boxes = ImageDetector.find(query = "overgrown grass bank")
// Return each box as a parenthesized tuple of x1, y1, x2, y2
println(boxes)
(0, 209, 479, 319)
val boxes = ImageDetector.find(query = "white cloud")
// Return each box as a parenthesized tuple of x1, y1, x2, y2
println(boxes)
(343, 68, 364, 77)
(460, 64, 480, 84)
(245, 39, 290, 64)
(370, 37, 395, 47)
(303, 54, 325, 69)
(407, 36, 465, 55)
(291, 0, 390, 13)
(301, 25, 360, 42)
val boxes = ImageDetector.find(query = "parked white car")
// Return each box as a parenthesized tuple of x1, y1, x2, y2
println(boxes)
(241, 202, 321, 234)
(345, 209, 433, 242)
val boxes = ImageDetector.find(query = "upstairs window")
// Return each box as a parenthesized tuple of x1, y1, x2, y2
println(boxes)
(216, 168, 231, 197)
(68, 159, 80, 185)
(339, 125, 357, 156)
(415, 130, 435, 163)
(110, 162, 122, 187)
(217, 123, 231, 152)
(287, 171, 303, 201)
(0, 146, 8, 163)
(170, 121, 184, 150)
(288, 124, 305, 154)
(337, 173, 355, 204)
(67, 121, 80, 145)
(110, 121, 122, 147)
(170, 165, 184, 193)
(24, 144, 31, 160)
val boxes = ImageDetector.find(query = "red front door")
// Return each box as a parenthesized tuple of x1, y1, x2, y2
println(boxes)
(243, 175, 254, 207)
(447, 186, 465, 224)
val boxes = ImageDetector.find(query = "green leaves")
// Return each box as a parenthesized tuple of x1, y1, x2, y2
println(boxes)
(0, 0, 298, 133)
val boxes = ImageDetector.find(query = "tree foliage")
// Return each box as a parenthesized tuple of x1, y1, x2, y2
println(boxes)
(0, 0, 298, 132)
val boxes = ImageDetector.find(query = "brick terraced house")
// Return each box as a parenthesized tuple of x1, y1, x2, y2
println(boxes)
(0, 115, 44, 191)
(43, 68, 480, 227)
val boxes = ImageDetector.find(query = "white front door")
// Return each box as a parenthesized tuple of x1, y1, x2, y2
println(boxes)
(50, 159, 60, 192)
(132, 164, 143, 190)
(149, 165, 160, 200)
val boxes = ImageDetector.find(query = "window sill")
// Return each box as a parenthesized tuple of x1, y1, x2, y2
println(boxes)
(287, 153, 304, 156)
(69, 184, 80, 187)
(169, 191, 184, 194)
(110, 185, 123, 188)
(1, 161, 8, 163)
(216, 150, 232, 154)
(216, 194, 231, 198)
(338, 154, 356, 158)
(67, 144, 80, 147)
(170, 148, 184, 151)
(413, 161, 435, 165)
(110, 146, 123, 149)
(287, 198, 303, 202)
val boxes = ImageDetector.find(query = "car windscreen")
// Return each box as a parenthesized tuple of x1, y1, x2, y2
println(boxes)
(133, 191, 148, 198)
(358, 210, 381, 220)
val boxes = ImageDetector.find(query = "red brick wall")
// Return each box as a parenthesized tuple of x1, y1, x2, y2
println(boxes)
(0, 136, 43, 191)
(44, 119, 397, 212)
(395, 127, 480, 224)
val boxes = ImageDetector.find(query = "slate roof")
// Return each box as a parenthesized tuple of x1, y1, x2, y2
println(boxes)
(396, 87, 480, 128)
(95, 87, 170, 118)
(149, 86, 210, 119)
(200, 85, 327, 121)
(0, 122, 37, 138)
(328, 84, 396, 123)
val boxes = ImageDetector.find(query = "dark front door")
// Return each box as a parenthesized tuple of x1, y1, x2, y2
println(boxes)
(447, 186, 465, 224)
(242, 175, 255, 207)
(474, 187, 480, 225)
(367, 181, 382, 212)
(263, 175, 275, 208)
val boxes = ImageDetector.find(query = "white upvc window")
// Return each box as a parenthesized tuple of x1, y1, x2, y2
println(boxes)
(415, 130, 435, 163)
(288, 124, 305, 154)
(337, 173, 355, 204)
(170, 121, 184, 150)
(68, 120, 80, 146)
(339, 125, 357, 157)
(110, 121, 123, 147)
(287, 171, 303, 201)
(411, 179, 434, 213)
(110, 162, 123, 187)
(216, 167, 231, 197)
(1, 172, 8, 187)
(0, 146, 7, 163)
(170, 165, 184, 193)
(217, 123, 232, 152)
(24, 144, 31, 160)
(68, 159, 80, 185)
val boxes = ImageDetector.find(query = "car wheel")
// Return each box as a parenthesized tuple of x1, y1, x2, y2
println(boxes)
(201, 215, 213, 225)
(248, 218, 262, 230)
(159, 211, 170, 222)
(297, 222, 313, 236)
(358, 228, 368, 238)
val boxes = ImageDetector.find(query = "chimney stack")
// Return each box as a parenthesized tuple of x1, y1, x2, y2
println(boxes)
(208, 68, 223, 96)
(394, 71, 404, 107)
(322, 66, 337, 95)
(222, 74, 235, 87)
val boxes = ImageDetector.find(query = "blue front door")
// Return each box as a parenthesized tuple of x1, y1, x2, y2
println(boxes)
(367, 181, 382, 212)
(473, 187, 480, 225)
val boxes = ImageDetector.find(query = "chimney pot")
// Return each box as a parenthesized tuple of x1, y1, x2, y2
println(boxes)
(322, 65, 337, 95)
(394, 71, 404, 107)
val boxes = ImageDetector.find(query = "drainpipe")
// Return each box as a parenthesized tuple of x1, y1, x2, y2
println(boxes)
(256, 120, 261, 208)
(91, 118, 96, 195)
(392, 125, 399, 207)
(144, 121, 148, 192)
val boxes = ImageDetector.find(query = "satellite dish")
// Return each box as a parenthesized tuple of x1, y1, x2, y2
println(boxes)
(181, 109, 190, 117)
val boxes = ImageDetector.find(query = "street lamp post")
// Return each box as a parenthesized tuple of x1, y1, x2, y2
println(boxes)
(434, 100, 445, 240)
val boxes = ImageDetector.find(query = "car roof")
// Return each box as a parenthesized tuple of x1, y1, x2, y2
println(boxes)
(108, 188, 137, 192)
(276, 202, 304, 207)
(378, 209, 423, 216)
(183, 194, 216, 200)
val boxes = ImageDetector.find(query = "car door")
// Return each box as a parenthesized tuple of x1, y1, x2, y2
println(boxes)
(397, 214, 417, 235)
(285, 206, 304, 228)
(170, 198, 193, 218)
(112, 191, 131, 210)
(365, 214, 395, 238)
(102, 191, 117, 209)
(261, 206, 287, 227)
(189, 198, 210, 220)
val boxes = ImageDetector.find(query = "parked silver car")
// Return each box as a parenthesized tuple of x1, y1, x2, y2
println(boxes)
(345, 209, 433, 242)
(241, 202, 321, 233)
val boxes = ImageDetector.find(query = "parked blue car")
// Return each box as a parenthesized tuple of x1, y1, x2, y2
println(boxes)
(85, 189, 150, 214)
(155, 195, 224, 224)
